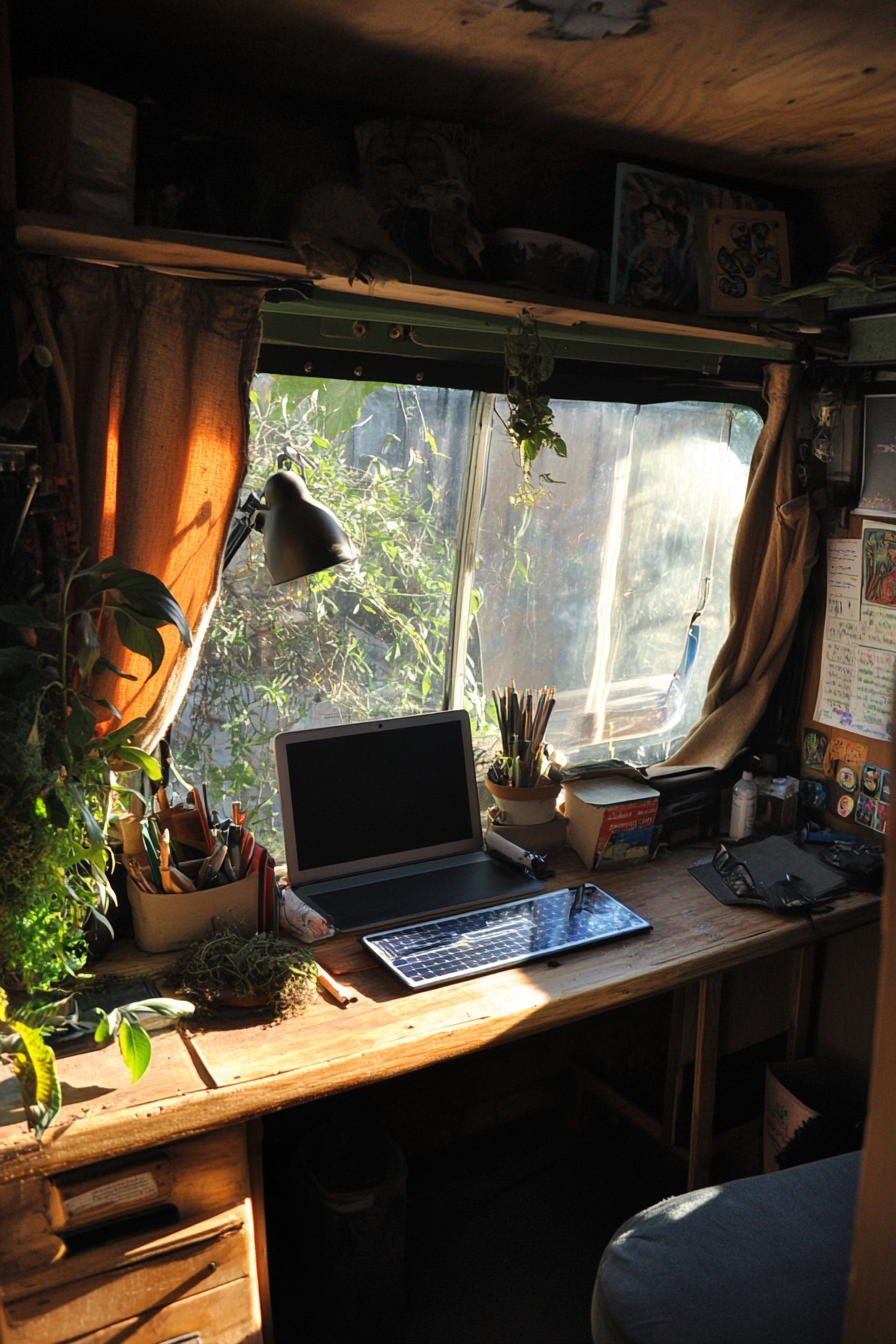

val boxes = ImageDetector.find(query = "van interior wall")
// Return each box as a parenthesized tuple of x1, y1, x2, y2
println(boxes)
(8, 4, 896, 276)
(4, 0, 891, 1186)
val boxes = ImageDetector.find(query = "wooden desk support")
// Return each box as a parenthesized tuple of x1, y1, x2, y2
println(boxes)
(0, 847, 878, 1190)
(0, 845, 879, 1342)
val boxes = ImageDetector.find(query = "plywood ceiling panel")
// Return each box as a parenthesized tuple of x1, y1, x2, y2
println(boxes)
(39, 0, 896, 184)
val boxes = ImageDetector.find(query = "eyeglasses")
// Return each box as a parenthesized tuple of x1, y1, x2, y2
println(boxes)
(712, 844, 757, 897)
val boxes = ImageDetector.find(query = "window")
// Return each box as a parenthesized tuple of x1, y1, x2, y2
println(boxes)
(177, 376, 761, 853)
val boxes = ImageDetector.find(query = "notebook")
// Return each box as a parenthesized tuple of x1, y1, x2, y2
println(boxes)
(274, 710, 544, 932)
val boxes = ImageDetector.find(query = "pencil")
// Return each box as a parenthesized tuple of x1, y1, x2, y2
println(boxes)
(316, 964, 358, 1007)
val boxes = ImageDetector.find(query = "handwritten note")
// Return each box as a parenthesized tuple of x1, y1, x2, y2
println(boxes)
(813, 530, 896, 741)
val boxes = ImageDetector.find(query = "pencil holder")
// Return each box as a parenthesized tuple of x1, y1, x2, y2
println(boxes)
(484, 777, 562, 826)
(127, 873, 260, 953)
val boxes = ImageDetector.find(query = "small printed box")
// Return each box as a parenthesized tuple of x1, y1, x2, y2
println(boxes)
(563, 776, 660, 870)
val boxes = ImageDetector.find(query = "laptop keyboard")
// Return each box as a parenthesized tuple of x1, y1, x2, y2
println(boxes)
(362, 885, 651, 989)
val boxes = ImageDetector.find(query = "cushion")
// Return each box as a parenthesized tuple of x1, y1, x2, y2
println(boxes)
(592, 1151, 861, 1344)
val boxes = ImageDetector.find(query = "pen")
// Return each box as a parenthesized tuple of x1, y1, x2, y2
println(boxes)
(569, 883, 588, 917)
(316, 964, 358, 1007)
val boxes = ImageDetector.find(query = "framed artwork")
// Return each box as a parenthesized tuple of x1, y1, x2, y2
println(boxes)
(699, 209, 790, 314)
(856, 395, 896, 518)
(608, 163, 767, 312)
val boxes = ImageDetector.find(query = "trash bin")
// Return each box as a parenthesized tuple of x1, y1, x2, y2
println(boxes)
(295, 1123, 407, 1342)
(764, 1058, 863, 1174)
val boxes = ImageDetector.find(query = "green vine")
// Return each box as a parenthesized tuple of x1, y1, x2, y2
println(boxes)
(500, 309, 568, 507)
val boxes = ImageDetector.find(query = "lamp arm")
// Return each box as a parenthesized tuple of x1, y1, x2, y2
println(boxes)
(223, 492, 268, 570)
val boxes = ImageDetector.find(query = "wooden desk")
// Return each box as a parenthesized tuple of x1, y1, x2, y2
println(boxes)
(0, 844, 880, 1189)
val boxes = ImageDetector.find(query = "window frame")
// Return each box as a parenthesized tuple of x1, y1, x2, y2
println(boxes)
(255, 292, 770, 753)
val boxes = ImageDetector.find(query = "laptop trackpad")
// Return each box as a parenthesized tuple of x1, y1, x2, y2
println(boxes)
(299, 854, 544, 933)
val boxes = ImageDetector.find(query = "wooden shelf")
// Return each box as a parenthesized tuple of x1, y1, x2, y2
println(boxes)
(15, 210, 793, 358)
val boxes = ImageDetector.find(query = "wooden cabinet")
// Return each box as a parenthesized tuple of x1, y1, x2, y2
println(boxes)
(0, 1126, 266, 1344)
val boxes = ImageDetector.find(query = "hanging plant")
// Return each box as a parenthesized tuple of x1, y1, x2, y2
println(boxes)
(500, 308, 568, 507)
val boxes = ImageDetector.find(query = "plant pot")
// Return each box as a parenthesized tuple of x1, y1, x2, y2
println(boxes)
(484, 777, 562, 826)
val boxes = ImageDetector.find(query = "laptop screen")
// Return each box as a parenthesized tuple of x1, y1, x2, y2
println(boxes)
(274, 710, 483, 886)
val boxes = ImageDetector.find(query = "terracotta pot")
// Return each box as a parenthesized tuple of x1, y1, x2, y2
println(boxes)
(484, 777, 562, 825)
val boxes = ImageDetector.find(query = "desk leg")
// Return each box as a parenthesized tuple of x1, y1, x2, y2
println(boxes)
(687, 973, 722, 1192)
(785, 943, 816, 1061)
(662, 985, 691, 1147)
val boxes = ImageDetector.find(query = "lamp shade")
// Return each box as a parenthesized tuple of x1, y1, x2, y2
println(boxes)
(262, 470, 357, 583)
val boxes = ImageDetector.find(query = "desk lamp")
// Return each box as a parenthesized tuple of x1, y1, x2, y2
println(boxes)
(223, 453, 357, 582)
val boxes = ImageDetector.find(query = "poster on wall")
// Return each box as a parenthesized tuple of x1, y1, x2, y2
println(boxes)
(607, 164, 767, 311)
(855, 394, 896, 518)
(812, 528, 896, 742)
(698, 209, 790, 315)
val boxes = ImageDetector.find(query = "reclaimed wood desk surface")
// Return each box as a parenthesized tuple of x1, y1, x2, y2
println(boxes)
(0, 844, 880, 1185)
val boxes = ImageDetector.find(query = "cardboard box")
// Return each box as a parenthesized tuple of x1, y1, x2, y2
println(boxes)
(16, 79, 137, 221)
(127, 873, 260, 954)
(563, 775, 660, 869)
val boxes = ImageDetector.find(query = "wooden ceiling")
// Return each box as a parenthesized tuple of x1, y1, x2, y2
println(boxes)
(58, 0, 896, 187)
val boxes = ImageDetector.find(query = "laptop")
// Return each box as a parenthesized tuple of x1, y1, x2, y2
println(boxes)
(274, 709, 544, 932)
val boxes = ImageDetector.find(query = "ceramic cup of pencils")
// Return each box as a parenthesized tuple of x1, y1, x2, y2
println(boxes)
(486, 683, 563, 826)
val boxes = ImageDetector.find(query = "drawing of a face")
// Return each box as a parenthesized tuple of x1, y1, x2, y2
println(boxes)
(863, 767, 881, 797)
(639, 205, 681, 247)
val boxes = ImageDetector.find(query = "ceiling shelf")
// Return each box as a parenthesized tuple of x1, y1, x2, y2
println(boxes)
(15, 209, 795, 363)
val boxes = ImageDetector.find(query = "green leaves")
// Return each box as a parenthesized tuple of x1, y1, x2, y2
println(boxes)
(502, 309, 568, 507)
(117, 1019, 153, 1082)
(113, 745, 162, 779)
(113, 608, 167, 676)
(10, 1019, 62, 1141)
(0, 604, 60, 630)
(93, 998, 193, 1084)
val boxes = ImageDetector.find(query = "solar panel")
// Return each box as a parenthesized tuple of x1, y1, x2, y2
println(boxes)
(361, 885, 652, 990)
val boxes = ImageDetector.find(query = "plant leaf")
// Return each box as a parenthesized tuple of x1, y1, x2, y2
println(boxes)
(118, 1018, 153, 1083)
(101, 718, 148, 752)
(11, 1020, 62, 1141)
(0, 604, 61, 630)
(67, 694, 97, 751)
(73, 610, 102, 679)
(77, 556, 129, 582)
(123, 998, 195, 1019)
(94, 1009, 112, 1044)
(72, 790, 106, 851)
(106, 571, 192, 648)
(93, 655, 138, 681)
(113, 608, 166, 675)
(114, 745, 162, 780)
(88, 698, 122, 723)
(0, 646, 45, 674)
(46, 790, 70, 829)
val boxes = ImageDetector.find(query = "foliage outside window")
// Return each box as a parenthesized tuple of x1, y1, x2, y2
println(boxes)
(176, 378, 475, 853)
(176, 377, 761, 858)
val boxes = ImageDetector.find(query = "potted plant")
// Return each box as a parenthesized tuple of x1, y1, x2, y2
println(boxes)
(0, 553, 196, 1138)
(172, 925, 317, 1016)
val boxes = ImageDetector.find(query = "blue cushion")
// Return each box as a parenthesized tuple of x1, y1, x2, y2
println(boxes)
(592, 1151, 861, 1344)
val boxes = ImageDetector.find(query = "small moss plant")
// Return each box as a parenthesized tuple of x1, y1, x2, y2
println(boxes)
(172, 926, 318, 1018)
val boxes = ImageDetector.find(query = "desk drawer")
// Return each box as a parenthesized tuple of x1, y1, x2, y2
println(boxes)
(30, 1275, 261, 1344)
(3, 1213, 254, 1344)
(0, 1126, 250, 1279)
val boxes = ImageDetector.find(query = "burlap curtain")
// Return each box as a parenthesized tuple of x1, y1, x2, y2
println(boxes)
(20, 257, 264, 748)
(666, 361, 824, 768)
